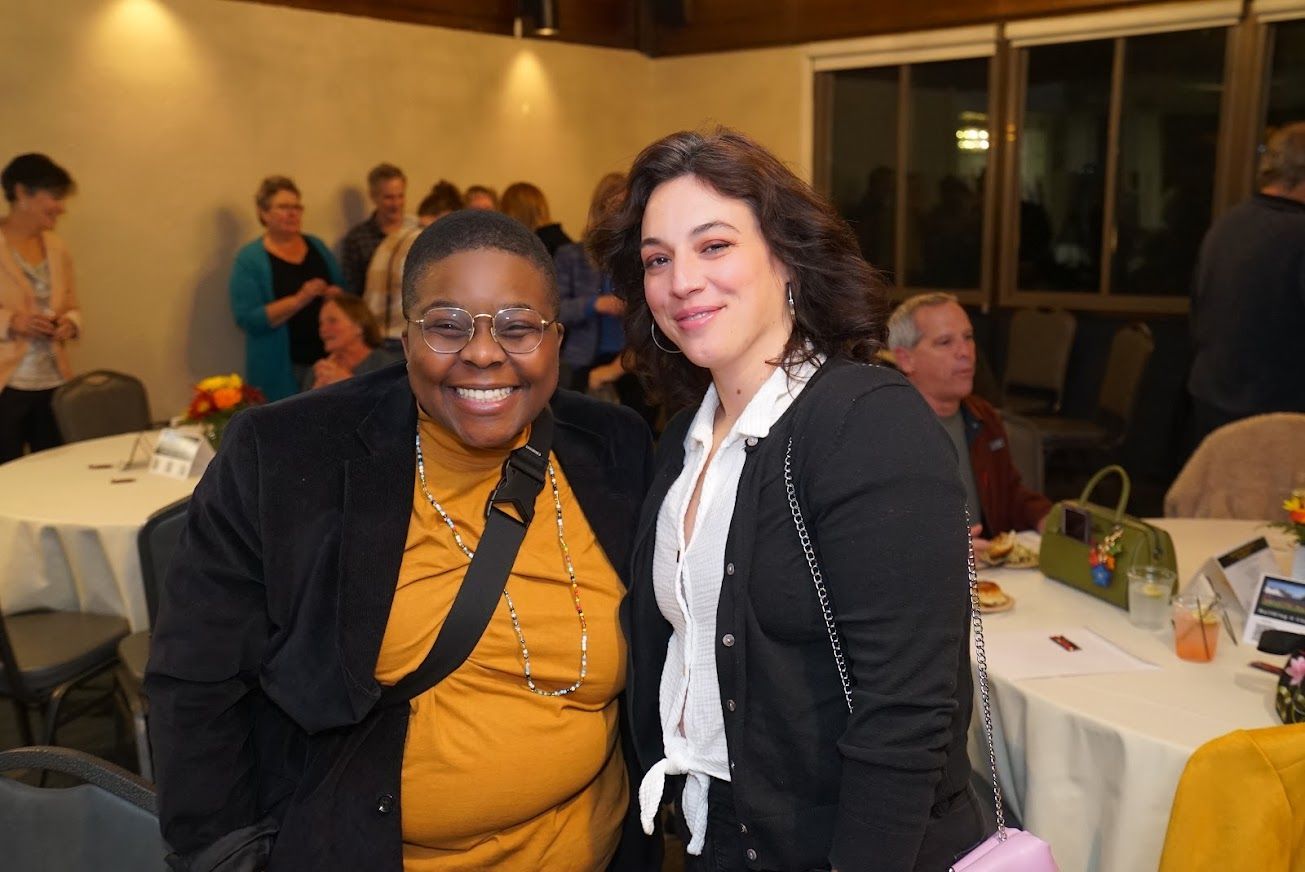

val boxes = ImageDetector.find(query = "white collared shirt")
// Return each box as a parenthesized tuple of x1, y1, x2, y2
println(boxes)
(637, 357, 821, 854)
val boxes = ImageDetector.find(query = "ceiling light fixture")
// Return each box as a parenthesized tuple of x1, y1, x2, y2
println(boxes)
(519, 0, 558, 37)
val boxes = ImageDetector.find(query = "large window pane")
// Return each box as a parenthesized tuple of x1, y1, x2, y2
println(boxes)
(1018, 39, 1113, 292)
(1111, 28, 1225, 296)
(1266, 20, 1305, 129)
(828, 66, 899, 277)
(904, 58, 989, 289)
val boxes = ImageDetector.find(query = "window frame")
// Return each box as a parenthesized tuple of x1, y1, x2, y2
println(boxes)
(806, 26, 1000, 306)
(998, 3, 1242, 312)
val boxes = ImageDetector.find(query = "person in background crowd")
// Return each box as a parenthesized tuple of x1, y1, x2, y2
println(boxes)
(465, 184, 498, 211)
(148, 209, 658, 871)
(366, 180, 464, 344)
(1187, 121, 1305, 447)
(229, 175, 345, 401)
(556, 172, 658, 430)
(341, 163, 413, 294)
(554, 172, 628, 392)
(888, 292, 1051, 548)
(0, 153, 80, 463)
(502, 182, 572, 257)
(592, 128, 980, 872)
(303, 294, 402, 390)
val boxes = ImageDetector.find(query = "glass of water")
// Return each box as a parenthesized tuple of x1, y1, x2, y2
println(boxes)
(1127, 566, 1176, 629)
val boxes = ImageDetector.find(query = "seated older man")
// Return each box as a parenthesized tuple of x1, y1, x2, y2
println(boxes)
(888, 293, 1051, 545)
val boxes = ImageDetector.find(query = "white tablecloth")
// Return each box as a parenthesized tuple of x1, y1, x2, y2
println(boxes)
(0, 432, 198, 631)
(973, 518, 1292, 872)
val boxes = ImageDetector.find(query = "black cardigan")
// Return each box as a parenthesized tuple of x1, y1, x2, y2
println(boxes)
(145, 363, 659, 871)
(622, 360, 981, 871)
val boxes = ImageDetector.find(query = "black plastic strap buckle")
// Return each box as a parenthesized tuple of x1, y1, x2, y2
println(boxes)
(483, 408, 554, 526)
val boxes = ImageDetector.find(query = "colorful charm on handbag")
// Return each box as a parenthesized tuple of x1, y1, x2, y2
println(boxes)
(1088, 526, 1124, 587)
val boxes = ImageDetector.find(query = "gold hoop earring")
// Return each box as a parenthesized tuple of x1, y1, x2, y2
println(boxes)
(650, 320, 682, 354)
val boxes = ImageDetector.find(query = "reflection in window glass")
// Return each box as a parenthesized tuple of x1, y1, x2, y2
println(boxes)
(1266, 20, 1305, 130)
(904, 58, 989, 289)
(1018, 39, 1112, 292)
(829, 66, 899, 277)
(1112, 28, 1225, 296)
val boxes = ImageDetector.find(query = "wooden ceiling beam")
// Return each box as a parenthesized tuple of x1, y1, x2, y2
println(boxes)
(231, 0, 1162, 57)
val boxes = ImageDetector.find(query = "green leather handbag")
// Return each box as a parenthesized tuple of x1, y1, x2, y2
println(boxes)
(1038, 465, 1177, 609)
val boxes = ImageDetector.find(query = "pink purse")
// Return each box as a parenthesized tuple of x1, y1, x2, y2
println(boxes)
(947, 520, 1060, 871)
(784, 441, 1061, 872)
(950, 829, 1060, 871)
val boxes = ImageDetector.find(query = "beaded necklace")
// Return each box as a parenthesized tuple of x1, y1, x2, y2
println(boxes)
(414, 428, 587, 697)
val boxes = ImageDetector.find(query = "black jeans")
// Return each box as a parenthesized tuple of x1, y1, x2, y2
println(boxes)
(670, 777, 984, 872)
(671, 777, 759, 872)
(0, 386, 62, 463)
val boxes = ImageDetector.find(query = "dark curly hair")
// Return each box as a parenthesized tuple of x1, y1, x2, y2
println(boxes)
(587, 127, 887, 408)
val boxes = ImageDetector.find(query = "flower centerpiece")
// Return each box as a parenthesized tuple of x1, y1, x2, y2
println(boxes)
(1271, 489, 1305, 577)
(181, 373, 265, 449)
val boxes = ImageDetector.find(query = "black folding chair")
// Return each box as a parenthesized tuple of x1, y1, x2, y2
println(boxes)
(117, 497, 190, 781)
(0, 745, 166, 871)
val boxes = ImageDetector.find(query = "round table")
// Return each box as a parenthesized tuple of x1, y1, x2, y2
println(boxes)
(973, 518, 1295, 872)
(0, 432, 198, 631)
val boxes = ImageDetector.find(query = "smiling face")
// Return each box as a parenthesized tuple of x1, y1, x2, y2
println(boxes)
(372, 177, 406, 224)
(318, 299, 364, 354)
(402, 248, 560, 449)
(894, 301, 976, 414)
(259, 189, 303, 235)
(640, 174, 792, 388)
(16, 185, 66, 232)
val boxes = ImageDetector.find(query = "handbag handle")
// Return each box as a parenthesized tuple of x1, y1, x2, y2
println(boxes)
(783, 438, 1009, 840)
(1077, 464, 1131, 521)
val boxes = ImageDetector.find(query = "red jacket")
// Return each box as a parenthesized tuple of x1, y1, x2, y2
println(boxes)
(961, 396, 1052, 536)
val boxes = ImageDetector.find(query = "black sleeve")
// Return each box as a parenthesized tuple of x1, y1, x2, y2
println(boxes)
(144, 410, 277, 862)
(800, 381, 970, 872)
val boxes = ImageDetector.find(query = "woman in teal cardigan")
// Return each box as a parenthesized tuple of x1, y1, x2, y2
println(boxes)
(230, 176, 347, 401)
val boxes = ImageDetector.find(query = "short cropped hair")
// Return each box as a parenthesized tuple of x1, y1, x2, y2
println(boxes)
(367, 163, 405, 191)
(418, 180, 464, 217)
(465, 184, 498, 208)
(887, 293, 960, 350)
(1258, 122, 1305, 190)
(401, 208, 558, 319)
(2, 153, 75, 202)
(254, 175, 299, 213)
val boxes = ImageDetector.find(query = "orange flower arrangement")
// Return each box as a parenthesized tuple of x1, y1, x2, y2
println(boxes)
(181, 373, 265, 448)
(1272, 489, 1305, 546)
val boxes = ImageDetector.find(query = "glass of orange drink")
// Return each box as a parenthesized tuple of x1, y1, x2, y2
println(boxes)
(1171, 594, 1223, 663)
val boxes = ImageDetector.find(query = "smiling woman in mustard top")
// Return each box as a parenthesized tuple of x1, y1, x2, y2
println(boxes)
(376, 411, 628, 869)
(146, 210, 658, 871)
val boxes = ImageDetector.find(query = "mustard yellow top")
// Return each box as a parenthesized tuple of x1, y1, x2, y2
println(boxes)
(375, 412, 628, 871)
(1159, 723, 1305, 872)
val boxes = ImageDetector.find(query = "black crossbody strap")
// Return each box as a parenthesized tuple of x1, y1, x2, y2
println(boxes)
(378, 408, 555, 707)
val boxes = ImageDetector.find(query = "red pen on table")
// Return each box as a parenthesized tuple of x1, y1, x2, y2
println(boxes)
(1050, 635, 1081, 652)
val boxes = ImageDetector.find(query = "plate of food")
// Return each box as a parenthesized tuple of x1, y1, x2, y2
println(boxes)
(976, 579, 1014, 613)
(978, 531, 1040, 569)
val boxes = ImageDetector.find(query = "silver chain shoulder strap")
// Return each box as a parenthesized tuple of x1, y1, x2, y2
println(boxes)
(783, 437, 1008, 839)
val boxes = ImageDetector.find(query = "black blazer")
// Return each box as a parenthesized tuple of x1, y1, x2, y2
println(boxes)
(622, 360, 982, 872)
(145, 363, 659, 871)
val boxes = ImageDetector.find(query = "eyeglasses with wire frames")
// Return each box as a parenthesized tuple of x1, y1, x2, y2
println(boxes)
(406, 306, 561, 355)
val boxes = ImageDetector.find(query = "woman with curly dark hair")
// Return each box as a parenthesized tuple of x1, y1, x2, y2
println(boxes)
(591, 128, 981, 872)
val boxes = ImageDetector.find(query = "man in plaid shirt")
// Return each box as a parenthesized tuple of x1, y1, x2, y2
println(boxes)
(340, 163, 412, 295)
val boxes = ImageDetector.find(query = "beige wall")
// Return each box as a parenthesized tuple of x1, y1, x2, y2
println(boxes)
(0, 0, 805, 414)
